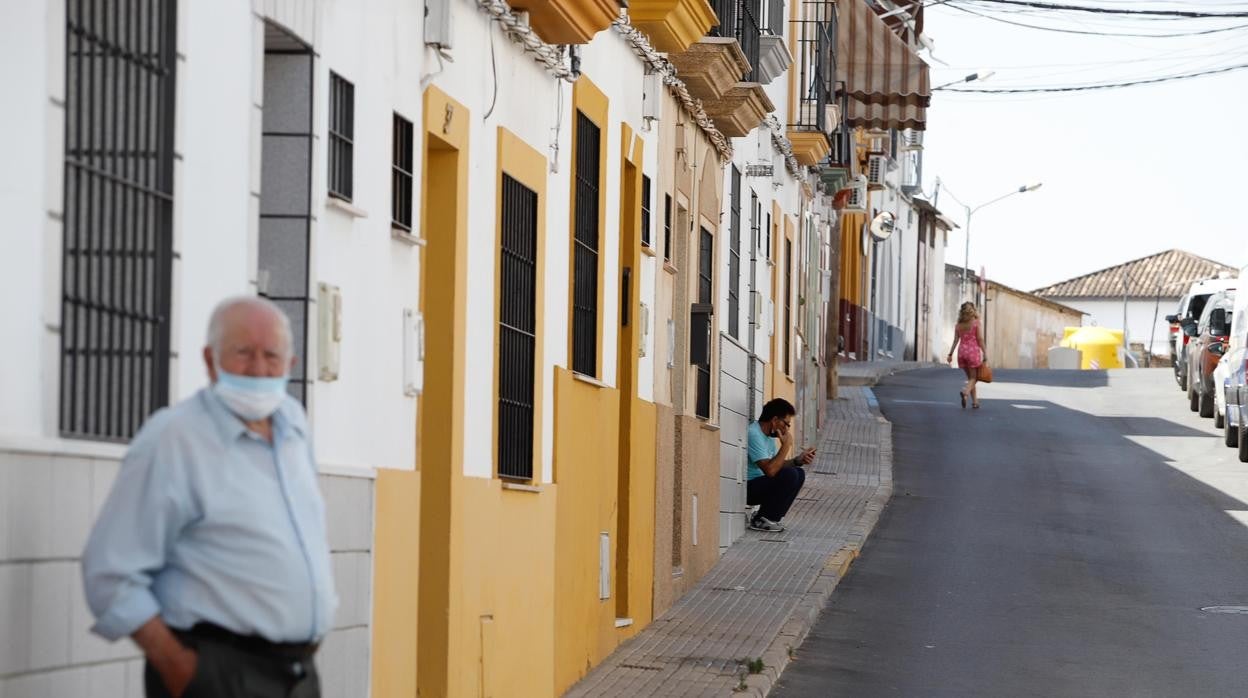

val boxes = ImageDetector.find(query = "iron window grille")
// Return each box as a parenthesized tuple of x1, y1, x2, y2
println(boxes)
(640, 175, 652, 248)
(784, 238, 793, 375)
(728, 168, 741, 339)
(762, 0, 785, 34)
(61, 0, 177, 441)
(328, 72, 354, 201)
(788, 7, 834, 135)
(258, 32, 314, 404)
(827, 95, 853, 166)
(663, 194, 673, 262)
(572, 111, 600, 377)
(710, 0, 763, 81)
(696, 227, 714, 419)
(392, 113, 414, 230)
(498, 174, 539, 480)
(749, 193, 760, 328)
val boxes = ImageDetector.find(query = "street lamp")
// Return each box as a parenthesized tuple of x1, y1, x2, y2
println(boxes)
(937, 181, 1043, 299)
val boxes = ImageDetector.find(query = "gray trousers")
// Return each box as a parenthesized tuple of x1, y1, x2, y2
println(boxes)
(145, 630, 320, 698)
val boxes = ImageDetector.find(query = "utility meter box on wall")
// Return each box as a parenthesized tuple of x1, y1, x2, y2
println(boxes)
(403, 308, 425, 397)
(317, 283, 342, 381)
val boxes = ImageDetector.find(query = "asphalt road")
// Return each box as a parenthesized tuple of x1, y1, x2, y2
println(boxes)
(773, 367, 1248, 698)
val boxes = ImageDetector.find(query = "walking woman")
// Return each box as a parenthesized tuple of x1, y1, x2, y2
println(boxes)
(947, 302, 986, 409)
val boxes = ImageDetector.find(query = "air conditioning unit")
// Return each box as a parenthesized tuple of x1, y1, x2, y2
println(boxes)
(900, 151, 921, 190)
(823, 103, 841, 135)
(901, 129, 923, 150)
(867, 155, 887, 188)
(424, 0, 453, 50)
(844, 175, 868, 212)
(866, 131, 888, 154)
(642, 72, 662, 122)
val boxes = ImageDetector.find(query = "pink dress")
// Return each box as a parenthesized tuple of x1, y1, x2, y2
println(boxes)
(957, 320, 983, 369)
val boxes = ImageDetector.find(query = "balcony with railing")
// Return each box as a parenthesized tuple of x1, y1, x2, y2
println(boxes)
(785, 2, 834, 165)
(755, 0, 792, 84)
(666, 0, 774, 137)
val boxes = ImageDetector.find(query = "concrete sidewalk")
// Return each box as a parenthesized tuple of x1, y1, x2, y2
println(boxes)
(564, 385, 895, 697)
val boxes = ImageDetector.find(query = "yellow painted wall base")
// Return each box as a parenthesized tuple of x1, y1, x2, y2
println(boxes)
(370, 469, 421, 698)
(553, 368, 622, 693)
(452, 477, 558, 698)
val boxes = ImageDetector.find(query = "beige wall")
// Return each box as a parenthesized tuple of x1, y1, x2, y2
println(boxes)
(943, 268, 1083, 369)
(649, 89, 727, 618)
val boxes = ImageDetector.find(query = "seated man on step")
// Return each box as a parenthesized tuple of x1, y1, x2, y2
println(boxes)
(746, 398, 815, 532)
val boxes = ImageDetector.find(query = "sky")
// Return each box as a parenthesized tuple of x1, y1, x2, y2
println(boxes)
(916, 0, 1248, 294)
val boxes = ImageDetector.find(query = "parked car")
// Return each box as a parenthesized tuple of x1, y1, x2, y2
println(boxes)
(1184, 290, 1235, 418)
(1168, 276, 1238, 391)
(1217, 280, 1248, 445)
(1234, 344, 1248, 460)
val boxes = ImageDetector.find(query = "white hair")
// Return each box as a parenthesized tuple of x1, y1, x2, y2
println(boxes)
(205, 295, 294, 357)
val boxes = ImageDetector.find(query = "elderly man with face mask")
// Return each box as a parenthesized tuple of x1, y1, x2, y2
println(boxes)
(82, 296, 337, 698)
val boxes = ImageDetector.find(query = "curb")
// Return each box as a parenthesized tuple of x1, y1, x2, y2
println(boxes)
(738, 387, 894, 696)
(837, 361, 942, 388)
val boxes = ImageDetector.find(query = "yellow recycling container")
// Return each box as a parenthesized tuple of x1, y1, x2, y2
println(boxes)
(1060, 326, 1124, 370)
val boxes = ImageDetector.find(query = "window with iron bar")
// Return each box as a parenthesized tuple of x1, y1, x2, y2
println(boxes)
(572, 111, 600, 377)
(788, 17, 833, 133)
(498, 174, 538, 480)
(641, 175, 652, 248)
(784, 238, 793, 375)
(749, 193, 760, 329)
(696, 226, 714, 419)
(328, 72, 354, 200)
(728, 167, 741, 339)
(710, 0, 762, 81)
(61, 0, 177, 441)
(663, 193, 673, 263)
(392, 113, 414, 230)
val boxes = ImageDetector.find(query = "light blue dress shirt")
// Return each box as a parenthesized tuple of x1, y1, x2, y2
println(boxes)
(746, 420, 778, 481)
(82, 389, 338, 643)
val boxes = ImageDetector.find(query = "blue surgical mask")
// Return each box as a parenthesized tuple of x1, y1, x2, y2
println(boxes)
(213, 368, 289, 420)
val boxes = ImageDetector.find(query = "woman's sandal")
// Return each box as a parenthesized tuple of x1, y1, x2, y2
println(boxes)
(972, 401, 981, 409)
(960, 391, 967, 409)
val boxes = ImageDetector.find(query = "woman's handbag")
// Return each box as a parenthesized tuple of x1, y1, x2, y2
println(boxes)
(977, 363, 994, 383)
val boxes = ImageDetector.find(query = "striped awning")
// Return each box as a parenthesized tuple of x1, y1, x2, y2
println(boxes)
(836, 0, 931, 131)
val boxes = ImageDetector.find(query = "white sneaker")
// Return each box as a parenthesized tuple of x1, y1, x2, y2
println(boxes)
(749, 515, 785, 532)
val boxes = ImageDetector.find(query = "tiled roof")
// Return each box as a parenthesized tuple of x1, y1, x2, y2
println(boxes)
(1032, 249, 1237, 299)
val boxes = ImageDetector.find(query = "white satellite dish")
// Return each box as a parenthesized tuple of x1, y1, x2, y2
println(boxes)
(869, 211, 896, 241)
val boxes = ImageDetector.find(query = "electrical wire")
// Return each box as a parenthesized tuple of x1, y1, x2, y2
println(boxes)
(947, 1, 1248, 36)
(938, 61, 1248, 91)
(484, 21, 499, 120)
(961, 0, 1248, 18)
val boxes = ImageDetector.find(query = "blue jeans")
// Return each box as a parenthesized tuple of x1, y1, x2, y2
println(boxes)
(747, 466, 806, 522)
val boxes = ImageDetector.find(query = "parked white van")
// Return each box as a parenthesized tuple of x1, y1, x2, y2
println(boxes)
(1167, 274, 1238, 391)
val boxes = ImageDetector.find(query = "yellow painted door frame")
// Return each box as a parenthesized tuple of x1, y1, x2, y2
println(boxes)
(416, 86, 470, 698)
(615, 124, 644, 620)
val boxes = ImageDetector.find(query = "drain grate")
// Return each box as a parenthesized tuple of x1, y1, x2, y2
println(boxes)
(1201, 606, 1248, 614)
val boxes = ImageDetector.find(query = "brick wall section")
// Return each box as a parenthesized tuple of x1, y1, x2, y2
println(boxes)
(566, 387, 892, 697)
